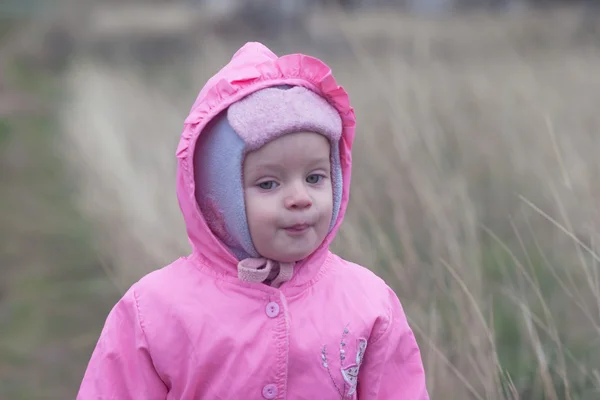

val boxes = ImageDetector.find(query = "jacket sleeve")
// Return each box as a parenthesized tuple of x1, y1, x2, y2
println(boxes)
(77, 286, 168, 400)
(358, 286, 429, 400)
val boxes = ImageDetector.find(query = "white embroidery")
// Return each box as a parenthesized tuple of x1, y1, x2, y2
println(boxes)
(341, 338, 368, 396)
(357, 338, 367, 365)
(321, 325, 368, 398)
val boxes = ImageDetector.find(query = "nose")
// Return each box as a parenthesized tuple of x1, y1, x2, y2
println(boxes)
(284, 182, 312, 210)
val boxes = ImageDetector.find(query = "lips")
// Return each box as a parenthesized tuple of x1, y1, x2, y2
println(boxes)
(285, 223, 310, 232)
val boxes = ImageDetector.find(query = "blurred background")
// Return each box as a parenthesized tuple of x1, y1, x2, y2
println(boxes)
(2, 0, 600, 398)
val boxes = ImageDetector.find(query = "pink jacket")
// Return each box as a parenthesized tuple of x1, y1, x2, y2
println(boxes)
(78, 42, 429, 400)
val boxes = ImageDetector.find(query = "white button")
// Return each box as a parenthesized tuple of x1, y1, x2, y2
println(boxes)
(262, 384, 278, 399)
(265, 302, 280, 318)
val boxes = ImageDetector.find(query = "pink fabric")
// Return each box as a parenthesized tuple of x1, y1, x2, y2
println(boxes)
(78, 42, 429, 399)
(237, 258, 294, 289)
(228, 85, 342, 151)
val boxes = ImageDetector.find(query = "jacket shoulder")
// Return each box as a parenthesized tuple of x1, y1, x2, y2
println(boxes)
(132, 257, 189, 289)
(327, 253, 396, 304)
(329, 253, 388, 285)
(124, 257, 199, 311)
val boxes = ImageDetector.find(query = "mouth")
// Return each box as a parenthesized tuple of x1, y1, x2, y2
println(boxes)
(284, 223, 311, 234)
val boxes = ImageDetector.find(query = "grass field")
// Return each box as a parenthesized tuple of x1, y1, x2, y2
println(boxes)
(0, 18, 118, 399)
(3, 6, 600, 399)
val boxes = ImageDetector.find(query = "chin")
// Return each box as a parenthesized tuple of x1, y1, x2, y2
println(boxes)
(272, 248, 316, 264)
(274, 254, 307, 264)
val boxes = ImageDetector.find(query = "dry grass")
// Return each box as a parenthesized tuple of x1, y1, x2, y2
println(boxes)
(60, 7, 600, 399)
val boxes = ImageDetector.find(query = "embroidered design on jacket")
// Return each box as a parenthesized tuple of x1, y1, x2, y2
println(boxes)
(321, 324, 368, 398)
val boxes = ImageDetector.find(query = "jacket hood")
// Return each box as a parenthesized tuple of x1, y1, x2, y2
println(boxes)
(175, 42, 356, 288)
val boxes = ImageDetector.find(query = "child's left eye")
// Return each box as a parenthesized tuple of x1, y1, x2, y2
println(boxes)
(306, 175, 323, 184)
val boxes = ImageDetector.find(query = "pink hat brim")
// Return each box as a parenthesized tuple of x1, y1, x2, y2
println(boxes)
(227, 86, 342, 151)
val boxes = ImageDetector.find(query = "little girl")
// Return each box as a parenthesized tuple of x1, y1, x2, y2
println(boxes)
(78, 42, 429, 399)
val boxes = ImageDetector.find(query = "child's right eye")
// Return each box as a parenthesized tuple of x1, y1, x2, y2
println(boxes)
(258, 181, 277, 190)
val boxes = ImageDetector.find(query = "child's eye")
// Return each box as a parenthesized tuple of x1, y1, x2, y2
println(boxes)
(306, 174, 323, 184)
(258, 181, 278, 190)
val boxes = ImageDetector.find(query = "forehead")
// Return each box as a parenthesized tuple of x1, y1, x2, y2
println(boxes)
(244, 132, 331, 169)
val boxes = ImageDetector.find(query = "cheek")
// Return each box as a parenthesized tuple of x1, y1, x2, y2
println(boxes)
(321, 202, 334, 230)
(315, 186, 334, 225)
(246, 195, 277, 230)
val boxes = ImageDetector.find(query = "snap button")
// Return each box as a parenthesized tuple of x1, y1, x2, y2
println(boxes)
(265, 302, 280, 318)
(262, 384, 278, 399)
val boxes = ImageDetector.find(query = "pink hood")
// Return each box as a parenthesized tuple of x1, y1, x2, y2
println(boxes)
(175, 42, 356, 287)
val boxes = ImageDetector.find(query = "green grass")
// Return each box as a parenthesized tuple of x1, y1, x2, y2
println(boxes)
(0, 47, 118, 399)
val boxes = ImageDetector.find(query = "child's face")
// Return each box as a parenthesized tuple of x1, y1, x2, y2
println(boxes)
(243, 132, 333, 263)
